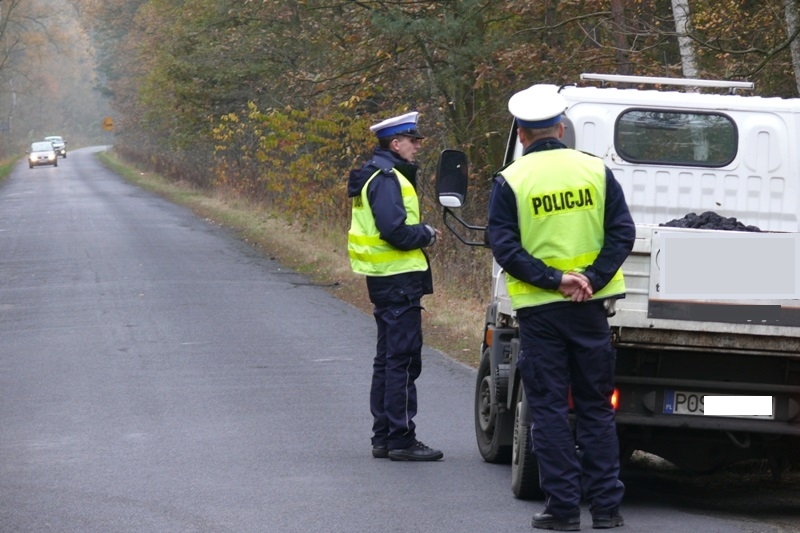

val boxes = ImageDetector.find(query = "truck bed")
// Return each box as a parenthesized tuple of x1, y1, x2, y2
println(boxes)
(610, 224, 800, 356)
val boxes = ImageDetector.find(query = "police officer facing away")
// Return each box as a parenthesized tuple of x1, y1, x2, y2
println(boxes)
(487, 87, 635, 530)
(347, 112, 443, 462)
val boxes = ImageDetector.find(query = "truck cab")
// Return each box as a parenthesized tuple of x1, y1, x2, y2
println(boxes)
(437, 73, 800, 499)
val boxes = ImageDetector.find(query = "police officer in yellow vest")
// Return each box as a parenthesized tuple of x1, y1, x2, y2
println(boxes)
(487, 86, 635, 530)
(347, 111, 443, 462)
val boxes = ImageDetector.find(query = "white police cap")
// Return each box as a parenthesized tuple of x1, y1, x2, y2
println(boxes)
(370, 111, 425, 139)
(508, 85, 568, 129)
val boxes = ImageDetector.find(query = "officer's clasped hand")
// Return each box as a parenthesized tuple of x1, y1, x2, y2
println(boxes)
(558, 272, 593, 302)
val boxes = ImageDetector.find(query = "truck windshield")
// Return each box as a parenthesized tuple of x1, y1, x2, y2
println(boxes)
(615, 109, 736, 167)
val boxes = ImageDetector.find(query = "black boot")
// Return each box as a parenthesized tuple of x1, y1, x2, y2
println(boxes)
(387, 440, 443, 461)
(531, 509, 580, 531)
(591, 509, 623, 529)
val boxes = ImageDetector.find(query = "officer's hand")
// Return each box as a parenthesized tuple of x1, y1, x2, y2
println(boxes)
(558, 272, 593, 302)
(424, 225, 440, 246)
(573, 272, 591, 290)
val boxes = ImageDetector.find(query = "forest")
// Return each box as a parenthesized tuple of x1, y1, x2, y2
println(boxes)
(5, 1, 800, 301)
(0, 0, 111, 155)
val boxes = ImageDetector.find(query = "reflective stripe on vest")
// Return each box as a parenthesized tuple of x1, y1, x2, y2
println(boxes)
(501, 149, 626, 309)
(348, 168, 427, 276)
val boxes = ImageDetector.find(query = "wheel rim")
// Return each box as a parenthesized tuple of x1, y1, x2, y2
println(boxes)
(512, 398, 521, 466)
(478, 375, 495, 433)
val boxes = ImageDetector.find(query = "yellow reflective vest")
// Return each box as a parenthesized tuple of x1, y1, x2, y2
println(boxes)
(501, 149, 626, 309)
(348, 168, 428, 276)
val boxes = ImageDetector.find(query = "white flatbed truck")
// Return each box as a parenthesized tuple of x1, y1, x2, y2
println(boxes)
(436, 73, 800, 499)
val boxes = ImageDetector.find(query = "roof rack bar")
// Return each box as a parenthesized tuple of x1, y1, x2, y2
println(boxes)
(580, 73, 754, 90)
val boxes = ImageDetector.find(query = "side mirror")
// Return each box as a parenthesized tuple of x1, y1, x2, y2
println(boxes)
(436, 149, 469, 208)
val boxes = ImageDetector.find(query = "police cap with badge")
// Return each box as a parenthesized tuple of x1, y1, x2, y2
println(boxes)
(370, 111, 425, 139)
(508, 85, 568, 129)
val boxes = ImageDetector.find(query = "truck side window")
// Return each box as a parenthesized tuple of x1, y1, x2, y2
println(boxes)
(615, 109, 737, 167)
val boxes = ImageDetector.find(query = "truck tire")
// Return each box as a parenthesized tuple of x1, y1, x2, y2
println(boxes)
(475, 350, 512, 463)
(511, 385, 544, 500)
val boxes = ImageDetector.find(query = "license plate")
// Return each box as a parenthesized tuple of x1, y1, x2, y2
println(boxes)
(663, 390, 774, 419)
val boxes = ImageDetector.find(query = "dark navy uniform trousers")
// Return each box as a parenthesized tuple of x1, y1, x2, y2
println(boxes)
(517, 300, 625, 517)
(370, 299, 423, 450)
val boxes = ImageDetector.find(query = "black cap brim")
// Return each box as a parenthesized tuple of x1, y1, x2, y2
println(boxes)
(398, 128, 425, 139)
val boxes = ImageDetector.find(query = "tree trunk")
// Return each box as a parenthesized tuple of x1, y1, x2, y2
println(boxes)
(671, 0, 699, 79)
(610, 0, 631, 75)
(785, 0, 800, 94)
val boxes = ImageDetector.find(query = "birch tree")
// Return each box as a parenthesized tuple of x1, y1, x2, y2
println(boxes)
(672, 0, 699, 78)
(785, 0, 800, 93)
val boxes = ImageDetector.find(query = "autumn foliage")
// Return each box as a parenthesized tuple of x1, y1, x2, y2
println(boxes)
(71, 0, 800, 287)
(210, 100, 375, 226)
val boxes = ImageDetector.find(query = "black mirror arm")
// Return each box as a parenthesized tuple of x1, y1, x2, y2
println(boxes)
(442, 207, 489, 247)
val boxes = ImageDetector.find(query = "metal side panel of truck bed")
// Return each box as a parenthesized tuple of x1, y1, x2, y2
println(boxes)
(609, 224, 800, 354)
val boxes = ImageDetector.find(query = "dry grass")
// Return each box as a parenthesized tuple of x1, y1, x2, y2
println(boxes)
(0, 157, 19, 184)
(97, 151, 487, 368)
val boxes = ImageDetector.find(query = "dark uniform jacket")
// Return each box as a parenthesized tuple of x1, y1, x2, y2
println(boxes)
(347, 147, 434, 306)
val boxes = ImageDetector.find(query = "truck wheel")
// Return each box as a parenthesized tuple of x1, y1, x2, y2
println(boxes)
(512, 385, 544, 500)
(475, 350, 512, 463)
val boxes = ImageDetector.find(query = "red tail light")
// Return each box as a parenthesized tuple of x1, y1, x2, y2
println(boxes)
(568, 387, 619, 410)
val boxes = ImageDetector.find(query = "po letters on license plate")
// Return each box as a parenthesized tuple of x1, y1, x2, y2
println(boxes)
(664, 390, 705, 415)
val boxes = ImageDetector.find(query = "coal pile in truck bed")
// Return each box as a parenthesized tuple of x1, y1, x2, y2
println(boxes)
(659, 211, 762, 232)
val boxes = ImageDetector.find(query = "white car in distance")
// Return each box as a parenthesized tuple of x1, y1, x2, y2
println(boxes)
(28, 141, 58, 168)
(44, 135, 67, 158)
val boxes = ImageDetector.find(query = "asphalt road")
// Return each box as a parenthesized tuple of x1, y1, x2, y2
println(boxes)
(0, 147, 795, 532)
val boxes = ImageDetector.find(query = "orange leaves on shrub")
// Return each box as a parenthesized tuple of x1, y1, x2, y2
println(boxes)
(211, 100, 374, 225)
